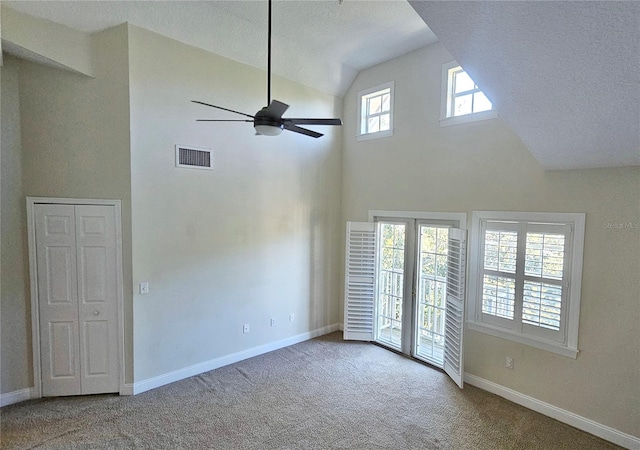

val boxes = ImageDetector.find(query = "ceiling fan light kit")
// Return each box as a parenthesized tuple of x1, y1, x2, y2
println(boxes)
(193, 0, 342, 138)
(255, 124, 283, 136)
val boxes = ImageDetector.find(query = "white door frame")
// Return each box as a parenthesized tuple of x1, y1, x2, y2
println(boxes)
(27, 197, 126, 397)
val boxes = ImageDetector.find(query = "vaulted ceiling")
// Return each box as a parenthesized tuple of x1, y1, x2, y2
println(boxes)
(3, 0, 437, 98)
(3, 1, 639, 170)
(410, 1, 640, 170)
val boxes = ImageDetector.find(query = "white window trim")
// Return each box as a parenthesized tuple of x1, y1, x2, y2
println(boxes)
(357, 81, 394, 141)
(440, 61, 498, 128)
(467, 211, 585, 358)
(368, 210, 466, 227)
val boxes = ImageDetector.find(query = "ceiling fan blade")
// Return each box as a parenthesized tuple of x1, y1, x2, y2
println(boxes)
(265, 100, 289, 118)
(283, 122, 323, 138)
(283, 118, 342, 126)
(197, 119, 253, 122)
(192, 100, 255, 118)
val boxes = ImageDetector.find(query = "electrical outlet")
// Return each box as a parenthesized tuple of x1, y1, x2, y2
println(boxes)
(505, 356, 514, 369)
(289, 314, 295, 322)
(139, 282, 149, 294)
(270, 318, 277, 327)
(243, 324, 250, 334)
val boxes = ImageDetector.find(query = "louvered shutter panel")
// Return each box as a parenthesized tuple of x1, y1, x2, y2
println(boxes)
(343, 222, 376, 341)
(444, 228, 467, 388)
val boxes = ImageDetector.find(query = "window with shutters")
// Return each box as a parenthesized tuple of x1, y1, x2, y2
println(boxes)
(357, 81, 394, 141)
(467, 211, 585, 358)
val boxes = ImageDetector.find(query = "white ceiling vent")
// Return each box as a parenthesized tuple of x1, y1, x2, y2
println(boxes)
(175, 145, 213, 170)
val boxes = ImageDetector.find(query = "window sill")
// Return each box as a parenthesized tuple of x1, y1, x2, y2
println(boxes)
(467, 321, 579, 359)
(357, 129, 393, 142)
(440, 110, 498, 127)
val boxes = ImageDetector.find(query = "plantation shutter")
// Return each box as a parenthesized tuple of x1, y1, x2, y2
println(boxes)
(444, 228, 467, 388)
(343, 222, 376, 341)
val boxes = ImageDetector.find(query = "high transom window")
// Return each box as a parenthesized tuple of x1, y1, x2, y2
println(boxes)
(357, 81, 394, 141)
(440, 61, 497, 127)
(446, 66, 492, 118)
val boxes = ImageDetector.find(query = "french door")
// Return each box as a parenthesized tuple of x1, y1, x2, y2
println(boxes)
(344, 219, 466, 388)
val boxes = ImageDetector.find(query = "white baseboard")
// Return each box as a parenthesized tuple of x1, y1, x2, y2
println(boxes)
(464, 373, 640, 449)
(133, 323, 340, 395)
(0, 387, 35, 407)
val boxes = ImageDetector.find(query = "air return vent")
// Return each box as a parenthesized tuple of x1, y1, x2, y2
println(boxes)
(175, 145, 213, 170)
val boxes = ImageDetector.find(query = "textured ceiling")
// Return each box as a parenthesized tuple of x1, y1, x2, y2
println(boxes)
(4, 0, 437, 97)
(410, 1, 640, 170)
(7, 1, 638, 169)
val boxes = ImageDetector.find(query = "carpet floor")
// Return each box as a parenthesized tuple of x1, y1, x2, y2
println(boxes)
(0, 332, 621, 449)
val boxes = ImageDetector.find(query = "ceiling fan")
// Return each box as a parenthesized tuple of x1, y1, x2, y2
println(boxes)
(192, 0, 342, 138)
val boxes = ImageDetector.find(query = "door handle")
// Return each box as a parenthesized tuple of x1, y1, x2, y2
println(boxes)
(93, 310, 100, 316)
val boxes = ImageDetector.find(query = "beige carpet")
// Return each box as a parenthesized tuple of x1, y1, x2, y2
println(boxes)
(0, 332, 621, 449)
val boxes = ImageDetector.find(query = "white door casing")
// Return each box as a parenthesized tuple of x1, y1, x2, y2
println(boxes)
(29, 198, 124, 397)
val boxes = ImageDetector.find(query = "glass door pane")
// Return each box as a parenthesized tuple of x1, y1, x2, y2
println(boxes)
(415, 225, 449, 367)
(376, 222, 405, 350)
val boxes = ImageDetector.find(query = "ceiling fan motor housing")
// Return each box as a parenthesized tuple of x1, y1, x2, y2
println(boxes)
(254, 107, 285, 135)
(254, 108, 284, 129)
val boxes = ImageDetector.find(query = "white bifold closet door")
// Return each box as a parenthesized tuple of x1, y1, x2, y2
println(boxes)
(35, 204, 119, 396)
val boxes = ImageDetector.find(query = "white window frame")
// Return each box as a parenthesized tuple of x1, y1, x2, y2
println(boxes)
(467, 211, 585, 358)
(440, 61, 498, 127)
(357, 81, 394, 141)
(368, 210, 466, 225)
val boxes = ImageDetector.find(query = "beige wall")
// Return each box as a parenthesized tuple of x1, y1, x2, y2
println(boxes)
(3, 18, 342, 392)
(342, 42, 640, 436)
(14, 24, 134, 384)
(127, 25, 343, 381)
(1, 5, 94, 77)
(1, 56, 32, 393)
